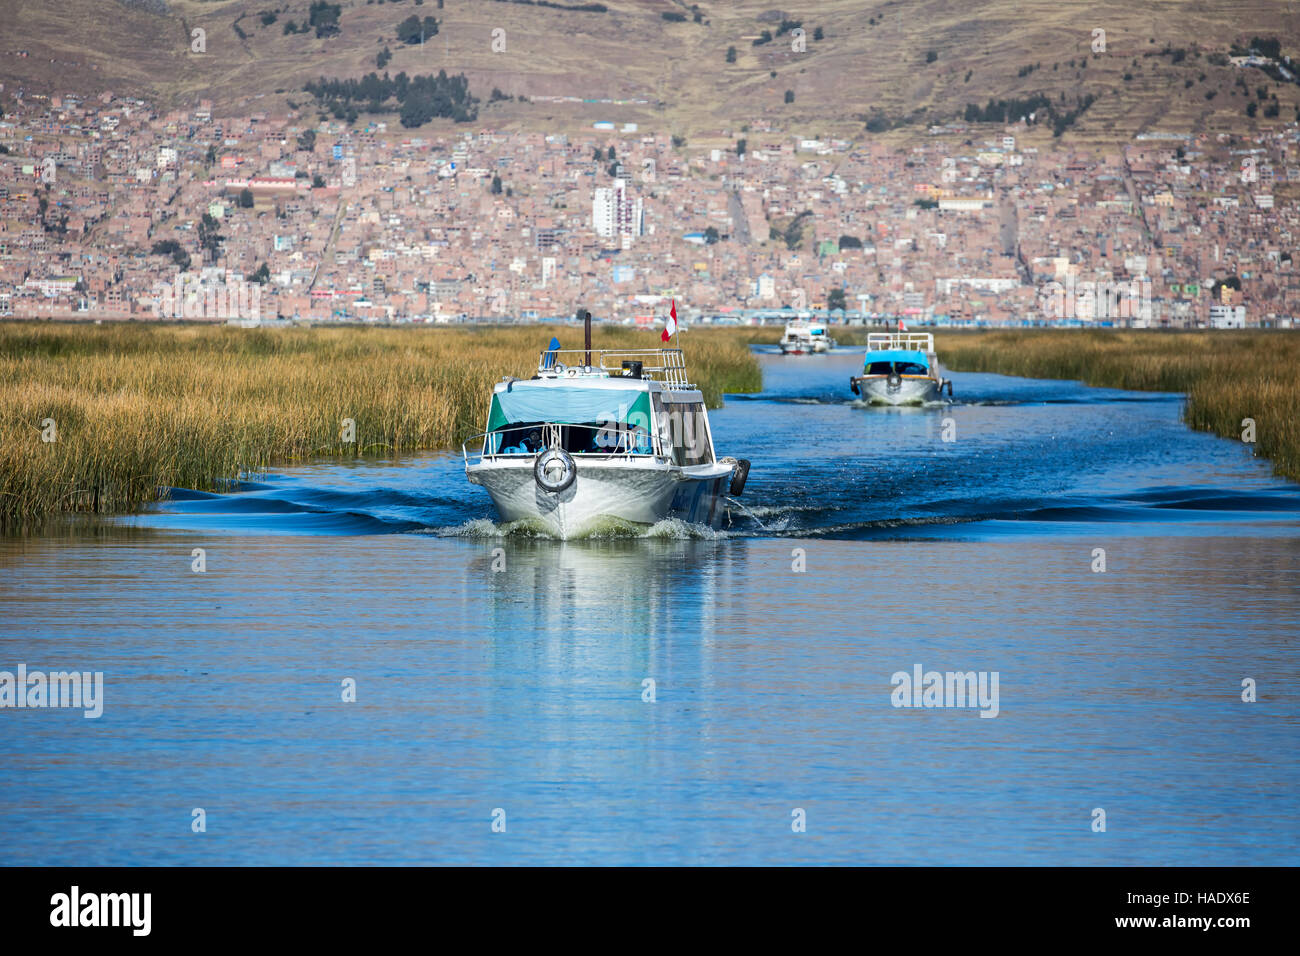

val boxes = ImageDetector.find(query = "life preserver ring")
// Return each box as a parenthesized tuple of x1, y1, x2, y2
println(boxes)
(534, 448, 576, 493)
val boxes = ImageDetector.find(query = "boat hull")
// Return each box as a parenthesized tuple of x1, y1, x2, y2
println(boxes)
(466, 458, 735, 538)
(853, 375, 943, 405)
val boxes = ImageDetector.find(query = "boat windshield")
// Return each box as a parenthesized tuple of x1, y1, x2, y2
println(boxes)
(488, 420, 653, 455)
(865, 360, 929, 375)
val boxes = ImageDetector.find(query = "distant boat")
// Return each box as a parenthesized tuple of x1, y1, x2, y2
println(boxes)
(779, 320, 836, 354)
(850, 331, 952, 405)
(464, 318, 750, 538)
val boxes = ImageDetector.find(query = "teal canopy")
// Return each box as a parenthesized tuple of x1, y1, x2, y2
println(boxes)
(487, 385, 652, 432)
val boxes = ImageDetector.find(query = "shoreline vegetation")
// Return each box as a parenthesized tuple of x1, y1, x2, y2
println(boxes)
(933, 329, 1299, 483)
(1, 323, 1295, 527)
(0, 322, 760, 528)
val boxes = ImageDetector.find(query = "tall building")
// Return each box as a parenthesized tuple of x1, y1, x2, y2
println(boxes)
(593, 179, 643, 242)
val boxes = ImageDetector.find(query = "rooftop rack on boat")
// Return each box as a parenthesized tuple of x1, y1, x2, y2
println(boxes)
(867, 331, 934, 352)
(533, 347, 695, 390)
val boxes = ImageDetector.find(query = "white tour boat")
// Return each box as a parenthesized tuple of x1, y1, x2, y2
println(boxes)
(464, 321, 750, 538)
(849, 331, 953, 405)
(779, 320, 836, 354)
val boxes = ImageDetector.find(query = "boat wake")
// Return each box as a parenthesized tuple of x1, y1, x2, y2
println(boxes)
(428, 515, 730, 540)
(716, 484, 1300, 540)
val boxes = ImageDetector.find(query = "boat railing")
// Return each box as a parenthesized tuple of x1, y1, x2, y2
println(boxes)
(867, 332, 935, 352)
(463, 420, 657, 466)
(537, 348, 694, 389)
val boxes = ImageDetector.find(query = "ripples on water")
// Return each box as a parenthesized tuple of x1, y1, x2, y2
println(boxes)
(0, 350, 1296, 865)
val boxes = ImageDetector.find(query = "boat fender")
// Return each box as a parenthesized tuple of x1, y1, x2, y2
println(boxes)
(729, 458, 751, 496)
(849, 377, 859, 395)
(946, 379, 954, 397)
(533, 448, 576, 493)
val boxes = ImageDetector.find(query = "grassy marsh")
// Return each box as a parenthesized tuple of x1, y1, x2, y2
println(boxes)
(0, 322, 762, 527)
(936, 329, 1300, 482)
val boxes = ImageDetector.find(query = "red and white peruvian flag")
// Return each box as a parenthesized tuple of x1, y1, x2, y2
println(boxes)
(661, 299, 678, 342)
(898, 317, 907, 332)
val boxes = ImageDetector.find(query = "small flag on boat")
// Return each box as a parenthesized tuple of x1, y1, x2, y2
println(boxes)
(898, 317, 907, 332)
(661, 299, 678, 342)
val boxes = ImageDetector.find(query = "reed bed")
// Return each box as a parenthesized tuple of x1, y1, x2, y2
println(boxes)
(936, 329, 1300, 482)
(0, 322, 762, 527)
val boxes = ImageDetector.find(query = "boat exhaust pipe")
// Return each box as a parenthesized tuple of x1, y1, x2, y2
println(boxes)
(579, 307, 592, 367)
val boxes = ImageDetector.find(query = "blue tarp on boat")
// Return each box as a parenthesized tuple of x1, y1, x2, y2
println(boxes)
(487, 384, 652, 431)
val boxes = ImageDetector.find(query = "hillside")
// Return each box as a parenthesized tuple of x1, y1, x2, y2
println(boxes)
(2, 0, 1299, 147)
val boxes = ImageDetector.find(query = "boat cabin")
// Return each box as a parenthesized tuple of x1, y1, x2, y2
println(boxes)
(863, 332, 938, 378)
(468, 348, 716, 466)
(862, 349, 931, 377)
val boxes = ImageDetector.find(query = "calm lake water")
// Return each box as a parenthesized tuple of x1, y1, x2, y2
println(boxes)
(1, 350, 1297, 865)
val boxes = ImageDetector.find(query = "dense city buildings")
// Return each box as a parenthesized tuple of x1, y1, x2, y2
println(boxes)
(1, 86, 1297, 328)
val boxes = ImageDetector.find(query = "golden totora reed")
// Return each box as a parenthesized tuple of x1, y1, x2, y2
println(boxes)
(0, 322, 763, 528)
(936, 329, 1300, 483)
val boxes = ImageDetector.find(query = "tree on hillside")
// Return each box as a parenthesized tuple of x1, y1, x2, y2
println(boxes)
(827, 287, 847, 311)
(781, 211, 812, 249)
(199, 213, 224, 262)
(396, 15, 438, 45)
(309, 2, 341, 39)
(238, 189, 254, 208)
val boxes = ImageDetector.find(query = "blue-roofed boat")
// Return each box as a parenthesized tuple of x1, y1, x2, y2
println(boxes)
(849, 331, 952, 405)
(463, 316, 750, 538)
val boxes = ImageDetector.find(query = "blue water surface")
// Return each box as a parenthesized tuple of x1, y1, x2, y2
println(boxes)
(0, 351, 1296, 864)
